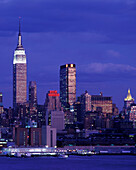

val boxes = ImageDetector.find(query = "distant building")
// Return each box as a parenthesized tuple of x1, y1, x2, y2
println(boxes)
(0, 92, 2, 104)
(15, 128, 28, 146)
(29, 81, 37, 120)
(13, 20, 27, 108)
(124, 89, 134, 109)
(15, 103, 29, 121)
(37, 104, 46, 127)
(29, 81, 37, 105)
(51, 111, 65, 131)
(91, 92, 112, 114)
(45, 90, 62, 112)
(65, 110, 74, 126)
(84, 111, 97, 130)
(7, 107, 14, 120)
(73, 101, 81, 122)
(130, 104, 136, 128)
(0, 93, 3, 114)
(80, 91, 91, 122)
(45, 90, 62, 125)
(42, 126, 56, 147)
(30, 128, 41, 146)
(15, 127, 42, 147)
(60, 64, 76, 110)
(112, 104, 119, 116)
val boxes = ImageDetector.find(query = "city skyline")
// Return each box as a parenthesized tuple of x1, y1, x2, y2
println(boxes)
(1, 0, 136, 110)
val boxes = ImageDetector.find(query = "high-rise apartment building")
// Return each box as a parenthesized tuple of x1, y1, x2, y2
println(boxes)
(60, 64, 76, 110)
(13, 20, 27, 108)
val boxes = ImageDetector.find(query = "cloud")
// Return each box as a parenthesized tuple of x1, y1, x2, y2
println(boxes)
(0, 0, 135, 46)
(81, 63, 136, 74)
(0, 0, 10, 3)
(106, 50, 121, 58)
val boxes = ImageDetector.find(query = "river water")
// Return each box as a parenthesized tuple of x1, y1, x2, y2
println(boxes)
(0, 155, 136, 170)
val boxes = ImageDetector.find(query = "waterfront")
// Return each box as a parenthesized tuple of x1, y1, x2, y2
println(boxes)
(0, 155, 136, 170)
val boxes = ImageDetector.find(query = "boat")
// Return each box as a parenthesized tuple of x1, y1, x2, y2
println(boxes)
(14, 152, 22, 158)
(25, 152, 31, 157)
(58, 154, 69, 159)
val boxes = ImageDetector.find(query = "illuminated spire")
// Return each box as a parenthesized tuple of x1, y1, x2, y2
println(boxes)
(124, 88, 134, 101)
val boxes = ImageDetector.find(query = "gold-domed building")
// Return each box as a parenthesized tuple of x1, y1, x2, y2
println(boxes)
(124, 89, 134, 109)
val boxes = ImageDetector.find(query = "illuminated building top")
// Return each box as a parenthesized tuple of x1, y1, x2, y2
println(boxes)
(13, 18, 26, 65)
(124, 89, 134, 101)
(48, 90, 60, 97)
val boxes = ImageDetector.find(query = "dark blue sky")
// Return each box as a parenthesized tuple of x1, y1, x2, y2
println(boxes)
(0, 0, 136, 110)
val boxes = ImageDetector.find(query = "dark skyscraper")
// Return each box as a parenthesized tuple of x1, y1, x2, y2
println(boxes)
(60, 64, 76, 110)
(13, 20, 27, 108)
(29, 81, 37, 119)
(29, 81, 37, 107)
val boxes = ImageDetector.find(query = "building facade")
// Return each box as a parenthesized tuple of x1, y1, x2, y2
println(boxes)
(15, 128, 28, 147)
(51, 111, 65, 131)
(42, 125, 56, 147)
(80, 91, 91, 122)
(129, 104, 136, 128)
(13, 20, 27, 108)
(30, 128, 41, 146)
(60, 64, 76, 110)
(15, 127, 42, 146)
(91, 93, 112, 114)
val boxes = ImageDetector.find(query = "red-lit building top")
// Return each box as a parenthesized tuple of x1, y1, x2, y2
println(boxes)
(48, 90, 60, 97)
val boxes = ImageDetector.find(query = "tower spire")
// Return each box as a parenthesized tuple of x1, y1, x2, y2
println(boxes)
(17, 17, 22, 47)
(19, 17, 21, 36)
(124, 88, 134, 101)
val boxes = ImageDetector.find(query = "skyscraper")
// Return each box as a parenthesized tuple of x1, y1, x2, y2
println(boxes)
(60, 64, 76, 110)
(45, 90, 62, 125)
(13, 19, 27, 108)
(29, 81, 37, 105)
(29, 81, 37, 113)
(45, 90, 62, 112)
(124, 89, 134, 109)
(80, 90, 91, 121)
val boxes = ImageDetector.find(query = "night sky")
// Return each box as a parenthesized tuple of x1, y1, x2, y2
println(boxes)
(0, 0, 136, 110)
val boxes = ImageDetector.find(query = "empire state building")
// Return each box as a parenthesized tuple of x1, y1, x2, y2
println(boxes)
(13, 20, 27, 108)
